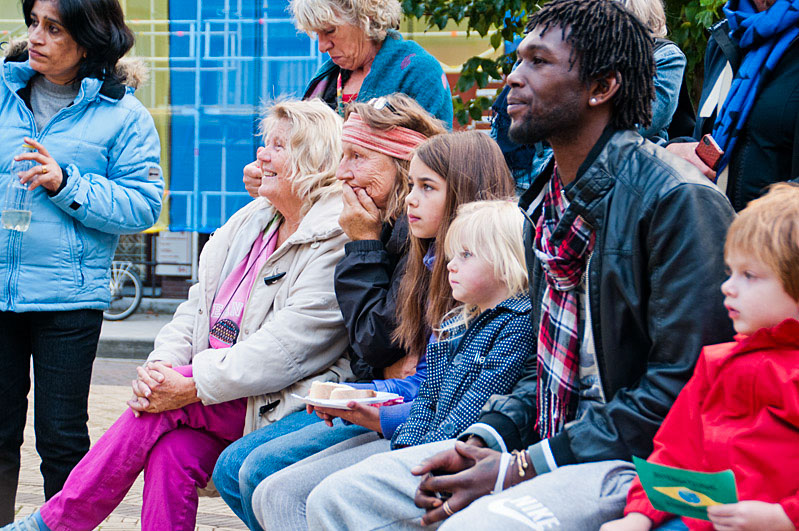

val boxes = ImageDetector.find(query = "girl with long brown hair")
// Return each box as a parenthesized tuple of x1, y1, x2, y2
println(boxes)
(392, 130, 518, 372)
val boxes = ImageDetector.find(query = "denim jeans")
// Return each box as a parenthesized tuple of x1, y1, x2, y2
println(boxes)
(213, 410, 369, 531)
(0, 309, 102, 524)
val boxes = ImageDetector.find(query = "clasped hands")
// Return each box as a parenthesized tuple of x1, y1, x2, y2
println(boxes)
(411, 439, 533, 526)
(128, 361, 198, 417)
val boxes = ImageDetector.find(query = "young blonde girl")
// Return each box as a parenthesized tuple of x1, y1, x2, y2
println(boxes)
(390, 200, 534, 448)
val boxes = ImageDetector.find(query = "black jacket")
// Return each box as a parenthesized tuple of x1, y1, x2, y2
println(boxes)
(334, 216, 411, 380)
(465, 128, 736, 466)
(683, 20, 799, 210)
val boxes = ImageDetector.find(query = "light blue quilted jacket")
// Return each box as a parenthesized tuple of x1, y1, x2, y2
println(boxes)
(0, 50, 163, 311)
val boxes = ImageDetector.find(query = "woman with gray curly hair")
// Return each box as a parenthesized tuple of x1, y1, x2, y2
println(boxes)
(294, 0, 452, 123)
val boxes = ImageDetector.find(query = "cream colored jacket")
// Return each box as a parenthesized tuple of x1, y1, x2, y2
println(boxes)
(147, 193, 352, 434)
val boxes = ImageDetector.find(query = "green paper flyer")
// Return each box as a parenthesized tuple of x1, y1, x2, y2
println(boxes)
(632, 456, 738, 521)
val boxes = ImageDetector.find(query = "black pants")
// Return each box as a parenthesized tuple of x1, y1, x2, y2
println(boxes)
(0, 309, 102, 524)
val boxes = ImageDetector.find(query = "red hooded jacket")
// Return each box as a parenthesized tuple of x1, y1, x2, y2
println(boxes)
(625, 319, 799, 529)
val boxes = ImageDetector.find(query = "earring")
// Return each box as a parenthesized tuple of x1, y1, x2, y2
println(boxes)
(590, 98, 597, 104)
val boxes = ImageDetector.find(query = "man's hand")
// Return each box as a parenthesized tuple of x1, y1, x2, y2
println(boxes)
(411, 440, 482, 478)
(665, 142, 717, 181)
(707, 501, 794, 531)
(464, 435, 486, 448)
(243, 150, 264, 198)
(311, 402, 382, 433)
(127, 362, 198, 415)
(338, 183, 382, 241)
(412, 442, 505, 525)
(599, 512, 654, 531)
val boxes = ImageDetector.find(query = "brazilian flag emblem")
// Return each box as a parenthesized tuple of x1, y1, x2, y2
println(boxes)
(653, 486, 723, 507)
(632, 456, 738, 521)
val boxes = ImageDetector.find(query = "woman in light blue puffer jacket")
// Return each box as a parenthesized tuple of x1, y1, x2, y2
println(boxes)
(0, 0, 163, 523)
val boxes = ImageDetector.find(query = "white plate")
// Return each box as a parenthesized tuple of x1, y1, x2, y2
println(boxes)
(291, 391, 401, 410)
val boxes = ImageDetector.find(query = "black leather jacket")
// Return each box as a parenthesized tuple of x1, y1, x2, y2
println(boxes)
(334, 216, 411, 380)
(464, 128, 736, 466)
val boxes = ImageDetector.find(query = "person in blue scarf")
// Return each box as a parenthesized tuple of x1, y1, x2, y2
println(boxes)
(667, 0, 799, 211)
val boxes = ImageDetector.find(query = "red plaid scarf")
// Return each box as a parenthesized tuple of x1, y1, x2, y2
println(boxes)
(533, 170, 595, 439)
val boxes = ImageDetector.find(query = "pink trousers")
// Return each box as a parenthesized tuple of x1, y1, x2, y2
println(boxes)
(39, 366, 247, 531)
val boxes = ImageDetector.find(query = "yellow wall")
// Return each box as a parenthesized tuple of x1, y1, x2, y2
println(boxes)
(401, 17, 505, 73)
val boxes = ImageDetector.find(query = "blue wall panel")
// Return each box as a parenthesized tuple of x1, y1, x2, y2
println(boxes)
(168, 0, 322, 232)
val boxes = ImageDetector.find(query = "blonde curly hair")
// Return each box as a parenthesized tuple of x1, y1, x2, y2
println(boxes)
(441, 200, 527, 330)
(290, 0, 401, 42)
(260, 99, 343, 216)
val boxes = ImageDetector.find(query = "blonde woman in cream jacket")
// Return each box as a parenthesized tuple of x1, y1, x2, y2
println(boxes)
(10, 99, 352, 531)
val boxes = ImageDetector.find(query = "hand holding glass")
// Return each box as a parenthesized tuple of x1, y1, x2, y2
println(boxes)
(2, 145, 35, 232)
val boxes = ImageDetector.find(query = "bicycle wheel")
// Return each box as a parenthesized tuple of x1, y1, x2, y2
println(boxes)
(103, 265, 143, 321)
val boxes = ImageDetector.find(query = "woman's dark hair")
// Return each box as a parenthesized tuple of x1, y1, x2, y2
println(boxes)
(393, 131, 515, 358)
(22, 0, 135, 83)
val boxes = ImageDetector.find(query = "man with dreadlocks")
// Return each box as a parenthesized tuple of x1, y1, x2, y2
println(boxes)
(304, 1, 735, 529)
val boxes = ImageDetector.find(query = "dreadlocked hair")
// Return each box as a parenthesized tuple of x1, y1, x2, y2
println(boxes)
(526, 0, 655, 130)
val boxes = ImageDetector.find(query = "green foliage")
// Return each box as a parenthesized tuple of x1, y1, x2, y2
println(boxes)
(403, 0, 543, 124)
(404, 0, 727, 124)
(452, 94, 494, 125)
(665, 0, 727, 100)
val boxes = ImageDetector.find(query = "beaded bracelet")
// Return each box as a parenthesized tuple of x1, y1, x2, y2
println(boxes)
(511, 449, 530, 478)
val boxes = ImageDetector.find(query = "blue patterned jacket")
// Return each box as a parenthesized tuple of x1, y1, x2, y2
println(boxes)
(391, 294, 535, 448)
(303, 30, 453, 126)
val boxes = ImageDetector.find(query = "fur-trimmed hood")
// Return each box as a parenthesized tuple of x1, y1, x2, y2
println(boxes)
(2, 37, 148, 89)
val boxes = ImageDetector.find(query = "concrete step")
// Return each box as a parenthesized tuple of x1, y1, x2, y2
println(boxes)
(96, 337, 155, 360)
(97, 310, 175, 360)
(137, 297, 183, 315)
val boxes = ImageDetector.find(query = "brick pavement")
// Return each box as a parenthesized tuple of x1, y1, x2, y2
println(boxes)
(15, 358, 247, 530)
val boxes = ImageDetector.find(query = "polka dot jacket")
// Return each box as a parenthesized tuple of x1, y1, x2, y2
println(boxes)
(392, 294, 535, 448)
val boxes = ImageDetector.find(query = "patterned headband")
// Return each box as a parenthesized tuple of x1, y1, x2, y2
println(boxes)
(341, 112, 429, 161)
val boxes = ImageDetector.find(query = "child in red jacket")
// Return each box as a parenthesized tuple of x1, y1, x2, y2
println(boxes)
(601, 183, 799, 531)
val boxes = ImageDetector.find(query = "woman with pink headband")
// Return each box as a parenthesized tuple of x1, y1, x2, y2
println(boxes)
(213, 93, 447, 530)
